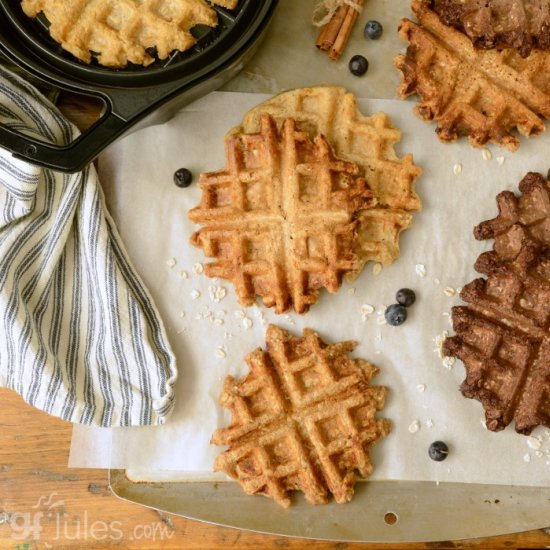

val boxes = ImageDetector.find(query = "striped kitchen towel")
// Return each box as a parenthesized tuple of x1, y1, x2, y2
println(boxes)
(0, 66, 178, 426)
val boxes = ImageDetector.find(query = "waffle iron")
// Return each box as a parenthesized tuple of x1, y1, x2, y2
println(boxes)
(0, 0, 278, 172)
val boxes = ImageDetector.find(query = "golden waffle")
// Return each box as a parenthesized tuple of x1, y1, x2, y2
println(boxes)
(443, 172, 550, 434)
(189, 87, 422, 314)
(433, 0, 550, 57)
(211, 325, 391, 507)
(396, 0, 550, 150)
(21, 0, 238, 67)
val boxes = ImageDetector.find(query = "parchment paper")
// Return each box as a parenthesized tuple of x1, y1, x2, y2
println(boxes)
(70, 91, 550, 487)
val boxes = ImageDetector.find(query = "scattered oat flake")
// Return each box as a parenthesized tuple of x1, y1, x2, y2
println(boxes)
(415, 264, 427, 277)
(524, 453, 531, 463)
(453, 163, 462, 175)
(255, 309, 267, 323)
(193, 262, 204, 274)
(442, 356, 455, 369)
(434, 278, 441, 285)
(166, 258, 176, 268)
(235, 310, 245, 319)
(180, 270, 189, 279)
(496, 156, 505, 166)
(361, 304, 375, 315)
(243, 318, 253, 329)
(426, 418, 434, 428)
(214, 318, 224, 326)
(408, 420, 421, 433)
(376, 316, 387, 325)
(480, 418, 487, 430)
(481, 148, 492, 161)
(527, 436, 542, 450)
(372, 263, 383, 275)
(177, 327, 187, 334)
(179, 311, 186, 318)
(208, 285, 227, 303)
(444, 287, 455, 297)
(536, 450, 544, 459)
(417, 384, 426, 392)
(347, 287, 356, 296)
(191, 289, 201, 300)
(215, 347, 227, 359)
(195, 306, 214, 321)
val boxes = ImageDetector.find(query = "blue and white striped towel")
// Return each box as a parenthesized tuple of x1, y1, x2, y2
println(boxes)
(0, 66, 178, 426)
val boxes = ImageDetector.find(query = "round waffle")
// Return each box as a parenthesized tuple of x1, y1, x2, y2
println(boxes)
(21, 0, 239, 67)
(443, 172, 550, 435)
(396, 0, 550, 150)
(211, 325, 391, 507)
(188, 86, 422, 314)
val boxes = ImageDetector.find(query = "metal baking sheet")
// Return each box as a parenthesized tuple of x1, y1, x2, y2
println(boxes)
(105, 0, 550, 541)
(110, 471, 550, 542)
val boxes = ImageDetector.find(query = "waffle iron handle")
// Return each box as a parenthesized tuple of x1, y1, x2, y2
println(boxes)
(0, 108, 129, 173)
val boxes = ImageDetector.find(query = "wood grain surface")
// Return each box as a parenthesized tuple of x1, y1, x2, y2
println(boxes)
(1, 95, 550, 550)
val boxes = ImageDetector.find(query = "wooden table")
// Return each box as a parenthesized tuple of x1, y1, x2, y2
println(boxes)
(2, 387, 550, 549)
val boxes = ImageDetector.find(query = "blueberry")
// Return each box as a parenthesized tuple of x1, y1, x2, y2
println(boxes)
(384, 303, 407, 326)
(348, 54, 369, 76)
(174, 167, 193, 188)
(428, 441, 449, 462)
(396, 288, 416, 307)
(364, 20, 383, 40)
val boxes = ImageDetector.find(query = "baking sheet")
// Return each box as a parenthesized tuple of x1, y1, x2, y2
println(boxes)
(108, 472, 550, 542)
(70, 91, 550, 487)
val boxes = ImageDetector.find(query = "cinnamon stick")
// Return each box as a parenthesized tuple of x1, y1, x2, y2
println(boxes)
(315, 5, 348, 51)
(329, 0, 364, 60)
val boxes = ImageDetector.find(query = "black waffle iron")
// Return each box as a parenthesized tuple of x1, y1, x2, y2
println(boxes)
(0, 0, 278, 172)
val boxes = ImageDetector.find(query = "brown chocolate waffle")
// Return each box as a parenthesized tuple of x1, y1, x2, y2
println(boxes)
(443, 172, 550, 434)
(433, 0, 550, 57)
(396, 0, 550, 150)
(211, 325, 391, 507)
(189, 87, 422, 314)
(21, 0, 238, 67)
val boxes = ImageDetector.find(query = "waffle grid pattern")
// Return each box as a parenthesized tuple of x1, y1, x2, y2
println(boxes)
(211, 325, 390, 507)
(396, 0, 550, 150)
(239, 86, 422, 214)
(189, 113, 377, 313)
(21, 0, 238, 66)
(443, 172, 550, 434)
(190, 88, 423, 313)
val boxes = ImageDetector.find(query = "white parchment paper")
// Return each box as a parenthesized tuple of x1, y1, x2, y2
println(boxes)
(70, 92, 550, 486)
